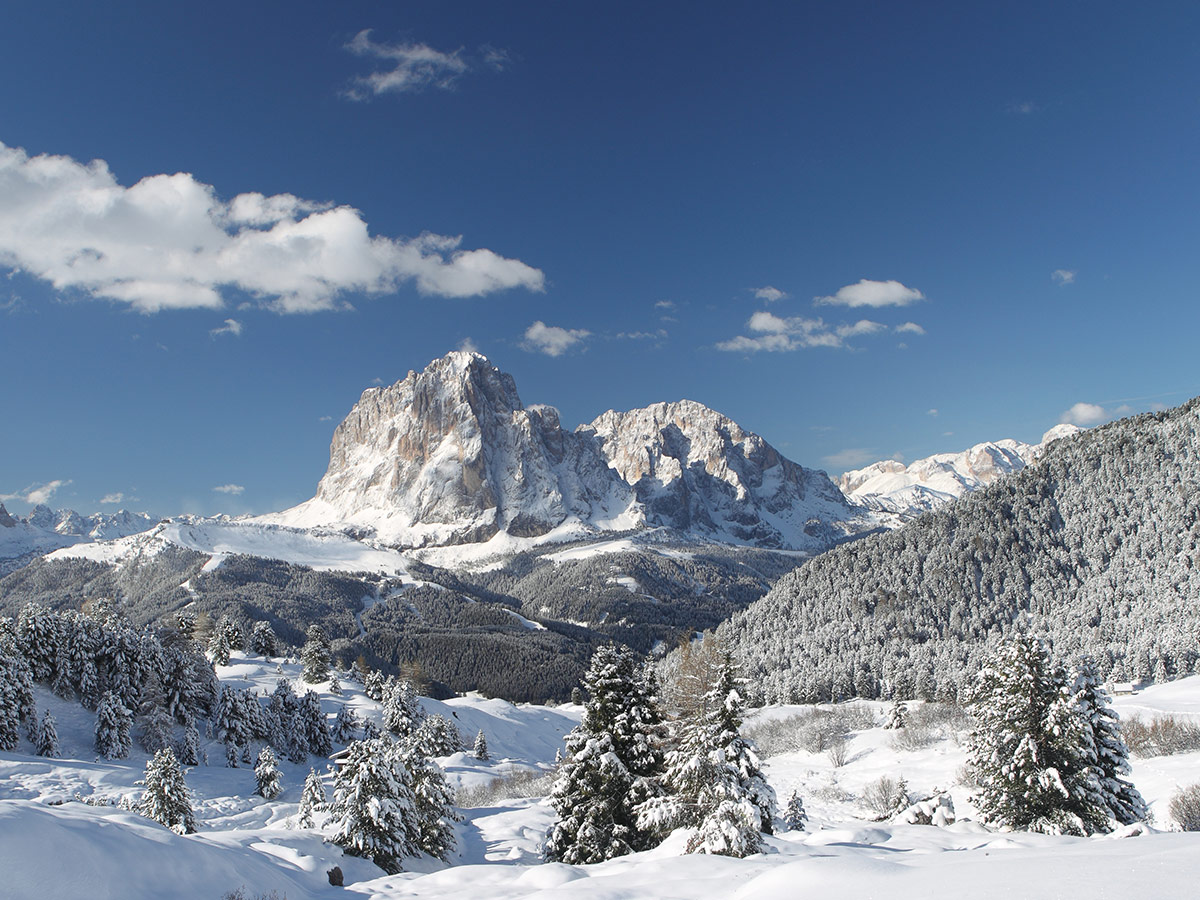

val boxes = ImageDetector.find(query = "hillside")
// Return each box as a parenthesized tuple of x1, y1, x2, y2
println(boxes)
(720, 400, 1200, 704)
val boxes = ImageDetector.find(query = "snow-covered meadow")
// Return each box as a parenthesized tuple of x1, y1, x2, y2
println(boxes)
(3, 654, 1200, 900)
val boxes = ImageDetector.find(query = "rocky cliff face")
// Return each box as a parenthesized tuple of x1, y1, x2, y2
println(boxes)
(584, 400, 859, 550)
(273, 352, 869, 551)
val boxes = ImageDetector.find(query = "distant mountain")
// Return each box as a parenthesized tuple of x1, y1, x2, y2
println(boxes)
(719, 400, 1200, 705)
(838, 425, 1082, 516)
(0, 502, 158, 575)
(267, 351, 871, 553)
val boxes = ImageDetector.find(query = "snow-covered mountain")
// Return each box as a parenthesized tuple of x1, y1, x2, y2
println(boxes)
(268, 351, 869, 552)
(0, 501, 158, 573)
(837, 425, 1081, 516)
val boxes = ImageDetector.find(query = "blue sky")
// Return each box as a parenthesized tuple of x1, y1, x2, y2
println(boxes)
(2, 1, 1198, 517)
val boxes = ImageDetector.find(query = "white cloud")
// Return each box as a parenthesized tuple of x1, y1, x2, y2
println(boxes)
(1008, 100, 1039, 115)
(345, 31, 469, 98)
(1, 479, 71, 506)
(1059, 401, 1134, 427)
(0, 141, 544, 314)
(654, 300, 676, 310)
(457, 336, 480, 354)
(99, 492, 124, 504)
(318, 416, 333, 422)
(480, 45, 512, 71)
(896, 321, 926, 335)
(822, 448, 877, 469)
(1051, 269, 1076, 285)
(210, 318, 243, 338)
(616, 329, 668, 341)
(212, 483, 245, 496)
(815, 279, 925, 308)
(717, 310, 886, 352)
(753, 286, 787, 302)
(926, 408, 938, 417)
(523, 320, 590, 357)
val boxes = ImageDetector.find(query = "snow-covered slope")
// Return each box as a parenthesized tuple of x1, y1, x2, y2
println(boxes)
(0, 501, 159, 573)
(838, 424, 1082, 515)
(266, 351, 872, 553)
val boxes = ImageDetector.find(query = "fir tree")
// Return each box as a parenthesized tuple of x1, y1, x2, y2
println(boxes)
(298, 767, 327, 828)
(398, 742, 459, 861)
(35, 710, 59, 758)
(215, 615, 245, 652)
(207, 629, 231, 666)
(327, 671, 342, 696)
(364, 669, 386, 701)
(140, 747, 196, 834)
(413, 714, 462, 757)
(546, 645, 665, 864)
(301, 625, 331, 684)
(178, 723, 201, 767)
(327, 737, 420, 874)
(1070, 658, 1147, 826)
(250, 621, 278, 658)
(0, 652, 25, 752)
(473, 729, 489, 761)
(95, 690, 133, 760)
(638, 651, 775, 857)
(884, 699, 908, 730)
(382, 679, 422, 738)
(333, 705, 360, 744)
(966, 634, 1103, 835)
(255, 746, 283, 799)
(783, 790, 807, 831)
(225, 740, 240, 768)
(300, 690, 333, 758)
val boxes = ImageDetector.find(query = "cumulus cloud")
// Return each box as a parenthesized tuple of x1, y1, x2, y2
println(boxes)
(210, 318, 243, 338)
(99, 492, 124, 504)
(815, 279, 925, 308)
(0, 141, 544, 315)
(753, 286, 787, 302)
(1052, 269, 1076, 285)
(654, 300, 676, 310)
(344, 31, 469, 97)
(822, 448, 877, 469)
(1058, 401, 1134, 427)
(896, 321, 926, 335)
(717, 310, 886, 352)
(457, 336, 480, 354)
(212, 483, 245, 496)
(927, 408, 938, 417)
(522, 320, 590, 357)
(0, 479, 71, 505)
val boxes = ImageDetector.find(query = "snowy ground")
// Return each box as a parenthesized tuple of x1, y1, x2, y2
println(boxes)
(3, 660, 1200, 900)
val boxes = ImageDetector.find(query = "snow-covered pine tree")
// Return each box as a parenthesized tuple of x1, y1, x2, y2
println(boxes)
(140, 747, 196, 834)
(250, 621, 278, 658)
(413, 714, 462, 757)
(884, 699, 908, 730)
(207, 629, 231, 666)
(301, 625, 331, 684)
(473, 729, 489, 761)
(215, 614, 245, 651)
(361, 718, 382, 740)
(35, 710, 59, 758)
(1071, 657, 1147, 826)
(546, 645, 665, 864)
(783, 790, 807, 830)
(382, 678, 422, 739)
(298, 767, 327, 828)
(966, 633, 1099, 834)
(225, 740, 240, 768)
(137, 674, 175, 753)
(364, 669, 386, 701)
(327, 737, 420, 874)
(95, 690, 133, 759)
(255, 746, 283, 799)
(328, 671, 342, 696)
(178, 723, 201, 766)
(639, 651, 775, 857)
(300, 690, 333, 758)
(332, 704, 360, 744)
(398, 742, 459, 861)
(0, 651, 25, 752)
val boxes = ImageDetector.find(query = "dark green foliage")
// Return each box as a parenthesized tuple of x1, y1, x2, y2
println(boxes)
(140, 747, 196, 834)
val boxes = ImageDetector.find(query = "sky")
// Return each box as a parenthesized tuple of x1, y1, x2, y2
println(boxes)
(1, 1, 1198, 518)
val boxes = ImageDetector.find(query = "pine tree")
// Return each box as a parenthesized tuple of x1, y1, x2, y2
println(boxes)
(783, 790, 807, 831)
(1071, 658, 1147, 826)
(178, 723, 201, 766)
(140, 748, 196, 834)
(382, 679, 422, 738)
(884, 699, 908, 730)
(225, 740, 240, 768)
(35, 710, 59, 758)
(301, 625, 331, 684)
(207, 629, 231, 666)
(333, 705, 360, 744)
(0, 652, 25, 752)
(327, 737, 420, 874)
(546, 645, 665, 864)
(413, 714, 462, 757)
(255, 746, 283, 799)
(638, 651, 775, 857)
(95, 690, 133, 760)
(215, 614, 245, 652)
(398, 742, 459, 861)
(327, 671, 342, 696)
(966, 634, 1102, 835)
(298, 767, 327, 828)
(364, 669, 386, 701)
(473, 729, 489, 761)
(250, 621, 278, 658)
(137, 674, 175, 753)
(300, 690, 333, 758)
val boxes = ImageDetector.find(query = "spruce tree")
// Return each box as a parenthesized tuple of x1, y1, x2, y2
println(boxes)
(178, 723, 201, 767)
(473, 729, 489, 761)
(207, 630, 231, 666)
(255, 746, 283, 799)
(95, 690, 133, 759)
(783, 790, 807, 831)
(327, 671, 342, 697)
(300, 690, 333, 758)
(301, 625, 331, 684)
(298, 767, 327, 828)
(398, 741, 459, 861)
(327, 737, 420, 874)
(546, 645, 665, 864)
(35, 710, 59, 758)
(140, 747, 196, 834)
(333, 705, 360, 744)
(383, 679, 422, 738)
(1071, 658, 1147, 826)
(250, 621, 278, 658)
(884, 699, 908, 730)
(0, 652, 24, 751)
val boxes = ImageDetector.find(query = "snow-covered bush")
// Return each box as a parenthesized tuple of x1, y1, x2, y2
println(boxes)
(1169, 783, 1200, 831)
(1123, 714, 1200, 758)
(898, 793, 956, 826)
(862, 775, 910, 820)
